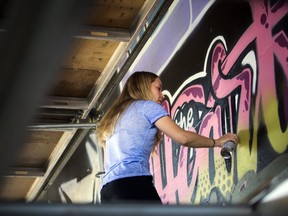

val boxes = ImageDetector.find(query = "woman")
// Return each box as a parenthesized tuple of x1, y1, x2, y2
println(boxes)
(97, 71, 238, 204)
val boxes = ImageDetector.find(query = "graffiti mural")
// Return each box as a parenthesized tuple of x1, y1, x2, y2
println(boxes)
(150, 0, 288, 204)
(42, 0, 288, 205)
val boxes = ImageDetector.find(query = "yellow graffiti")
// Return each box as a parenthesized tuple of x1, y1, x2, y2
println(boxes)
(191, 156, 235, 204)
(237, 127, 257, 179)
(264, 98, 288, 153)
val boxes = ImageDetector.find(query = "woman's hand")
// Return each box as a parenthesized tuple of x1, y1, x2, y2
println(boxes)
(214, 133, 238, 148)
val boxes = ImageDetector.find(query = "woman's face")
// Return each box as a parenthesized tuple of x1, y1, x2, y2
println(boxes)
(150, 77, 164, 104)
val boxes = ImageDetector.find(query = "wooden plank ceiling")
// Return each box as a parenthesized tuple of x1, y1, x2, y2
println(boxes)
(0, 0, 171, 202)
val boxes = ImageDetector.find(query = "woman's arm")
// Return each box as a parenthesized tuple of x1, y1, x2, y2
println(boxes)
(155, 116, 238, 148)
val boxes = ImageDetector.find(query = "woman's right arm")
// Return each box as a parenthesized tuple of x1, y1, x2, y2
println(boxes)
(155, 116, 238, 148)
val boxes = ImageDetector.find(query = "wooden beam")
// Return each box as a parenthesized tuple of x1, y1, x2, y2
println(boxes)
(82, 0, 163, 118)
(27, 129, 91, 201)
(75, 25, 131, 42)
(86, 0, 173, 116)
(2, 167, 45, 177)
(26, 130, 77, 201)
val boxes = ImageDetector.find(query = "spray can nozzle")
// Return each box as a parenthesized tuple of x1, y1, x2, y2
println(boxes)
(220, 141, 236, 159)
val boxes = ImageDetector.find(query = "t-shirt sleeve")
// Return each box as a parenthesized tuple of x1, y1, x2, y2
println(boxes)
(143, 100, 169, 124)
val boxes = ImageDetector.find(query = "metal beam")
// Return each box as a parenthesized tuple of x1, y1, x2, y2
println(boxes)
(27, 123, 96, 131)
(40, 96, 89, 110)
(35, 108, 83, 117)
(0, 203, 254, 216)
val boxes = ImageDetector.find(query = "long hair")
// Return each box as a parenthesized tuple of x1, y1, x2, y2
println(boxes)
(96, 71, 161, 148)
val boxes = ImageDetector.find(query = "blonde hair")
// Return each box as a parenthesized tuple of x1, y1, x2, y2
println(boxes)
(96, 71, 161, 148)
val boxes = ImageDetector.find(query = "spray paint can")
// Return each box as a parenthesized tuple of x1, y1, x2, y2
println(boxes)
(220, 141, 236, 159)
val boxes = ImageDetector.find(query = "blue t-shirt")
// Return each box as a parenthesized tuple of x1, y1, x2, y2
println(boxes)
(102, 100, 168, 186)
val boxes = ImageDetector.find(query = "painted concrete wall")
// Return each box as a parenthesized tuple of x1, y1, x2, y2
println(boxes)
(127, 0, 288, 204)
